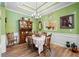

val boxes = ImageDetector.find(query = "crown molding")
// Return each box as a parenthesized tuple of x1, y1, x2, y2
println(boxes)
(22, 3, 35, 11)
(40, 2, 76, 16)
(37, 2, 47, 9)
(5, 2, 76, 17)
(5, 8, 31, 17)
(17, 5, 34, 13)
(18, 2, 47, 13)
(38, 2, 58, 12)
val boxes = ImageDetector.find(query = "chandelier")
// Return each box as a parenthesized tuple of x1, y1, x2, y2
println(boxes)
(32, 2, 41, 19)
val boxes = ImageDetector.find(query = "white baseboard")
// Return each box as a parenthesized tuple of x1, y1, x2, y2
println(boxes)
(53, 42, 65, 47)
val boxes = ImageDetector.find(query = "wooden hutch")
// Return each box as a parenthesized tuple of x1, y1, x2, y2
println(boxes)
(19, 17, 32, 44)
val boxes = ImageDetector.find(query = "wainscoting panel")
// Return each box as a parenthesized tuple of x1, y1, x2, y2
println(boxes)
(1, 34, 7, 53)
(51, 33, 79, 48)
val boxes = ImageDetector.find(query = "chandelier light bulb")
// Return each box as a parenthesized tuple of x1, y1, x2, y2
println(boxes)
(37, 13, 39, 16)
(32, 14, 34, 16)
(34, 12, 36, 15)
(32, 2, 41, 19)
(39, 16, 41, 18)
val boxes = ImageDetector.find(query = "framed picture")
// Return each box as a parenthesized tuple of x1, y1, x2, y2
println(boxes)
(60, 14, 74, 29)
(43, 20, 57, 31)
(38, 21, 43, 31)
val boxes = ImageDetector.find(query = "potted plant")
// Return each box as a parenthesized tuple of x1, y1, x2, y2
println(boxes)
(66, 41, 70, 48)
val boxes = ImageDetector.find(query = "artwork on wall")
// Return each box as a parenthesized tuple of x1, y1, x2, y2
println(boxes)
(44, 20, 57, 31)
(5, 17, 7, 23)
(38, 21, 43, 31)
(60, 14, 74, 29)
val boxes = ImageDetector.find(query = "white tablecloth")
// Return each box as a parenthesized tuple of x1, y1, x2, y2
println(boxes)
(32, 35, 45, 54)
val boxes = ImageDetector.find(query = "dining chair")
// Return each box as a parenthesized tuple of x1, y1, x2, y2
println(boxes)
(7, 32, 17, 47)
(27, 35, 34, 50)
(45, 35, 51, 50)
(43, 34, 52, 56)
(42, 32, 47, 37)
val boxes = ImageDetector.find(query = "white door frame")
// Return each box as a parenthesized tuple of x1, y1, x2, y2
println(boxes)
(0, 19, 1, 57)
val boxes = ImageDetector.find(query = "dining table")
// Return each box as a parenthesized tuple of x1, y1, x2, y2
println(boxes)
(32, 35, 46, 54)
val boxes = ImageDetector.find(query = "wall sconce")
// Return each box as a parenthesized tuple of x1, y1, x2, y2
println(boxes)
(5, 17, 7, 23)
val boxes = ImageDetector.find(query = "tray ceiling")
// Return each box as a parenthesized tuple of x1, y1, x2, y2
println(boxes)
(5, 2, 75, 17)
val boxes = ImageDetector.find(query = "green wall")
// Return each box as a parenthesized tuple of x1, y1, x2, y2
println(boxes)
(0, 20, 1, 43)
(0, 2, 6, 44)
(77, 8, 79, 34)
(0, 3, 6, 35)
(1, 2, 79, 35)
(5, 9, 26, 33)
(40, 3, 79, 34)
(32, 18, 38, 32)
(0, 3, 1, 43)
(5, 9, 37, 33)
(0, 5, 1, 43)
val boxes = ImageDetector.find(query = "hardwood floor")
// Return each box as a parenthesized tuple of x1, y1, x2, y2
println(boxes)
(2, 43, 79, 57)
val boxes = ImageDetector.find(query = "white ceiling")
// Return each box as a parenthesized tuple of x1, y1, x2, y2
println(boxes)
(5, 2, 75, 17)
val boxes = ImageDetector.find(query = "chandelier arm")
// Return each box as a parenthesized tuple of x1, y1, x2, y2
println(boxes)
(32, 2, 41, 19)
